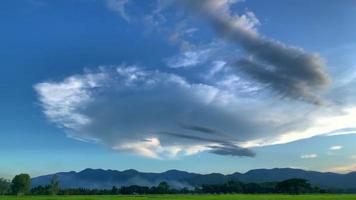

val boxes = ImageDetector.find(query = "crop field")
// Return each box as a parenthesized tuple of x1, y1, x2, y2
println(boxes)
(1, 195, 356, 200)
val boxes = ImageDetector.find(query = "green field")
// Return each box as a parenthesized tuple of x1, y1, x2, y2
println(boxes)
(1, 195, 356, 200)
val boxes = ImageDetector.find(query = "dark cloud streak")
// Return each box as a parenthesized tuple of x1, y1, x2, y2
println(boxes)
(163, 131, 255, 157)
(163, 131, 230, 144)
(178, 122, 233, 138)
(209, 145, 256, 157)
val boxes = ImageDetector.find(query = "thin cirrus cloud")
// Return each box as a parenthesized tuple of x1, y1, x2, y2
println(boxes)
(166, 49, 211, 68)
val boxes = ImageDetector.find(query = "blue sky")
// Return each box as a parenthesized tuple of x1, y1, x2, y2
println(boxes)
(1, 0, 356, 179)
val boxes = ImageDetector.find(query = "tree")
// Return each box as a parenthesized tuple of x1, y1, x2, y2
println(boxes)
(49, 175, 59, 195)
(111, 186, 119, 195)
(0, 178, 10, 195)
(226, 180, 243, 193)
(30, 185, 50, 195)
(11, 174, 31, 195)
(276, 178, 313, 194)
(156, 181, 170, 194)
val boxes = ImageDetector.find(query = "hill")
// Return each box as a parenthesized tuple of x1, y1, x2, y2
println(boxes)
(31, 168, 356, 189)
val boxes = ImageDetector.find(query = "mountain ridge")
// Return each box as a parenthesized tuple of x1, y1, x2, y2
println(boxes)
(31, 168, 356, 189)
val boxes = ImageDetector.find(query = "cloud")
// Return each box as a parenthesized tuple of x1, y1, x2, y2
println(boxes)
(241, 106, 356, 147)
(178, 123, 228, 137)
(33, 71, 108, 130)
(208, 61, 226, 77)
(106, 0, 131, 22)
(180, 0, 330, 104)
(35, 65, 356, 158)
(166, 49, 211, 68)
(329, 145, 343, 150)
(326, 164, 356, 174)
(165, 40, 238, 71)
(326, 128, 356, 136)
(301, 154, 317, 159)
(34, 1, 356, 160)
(209, 145, 255, 157)
(35, 65, 257, 159)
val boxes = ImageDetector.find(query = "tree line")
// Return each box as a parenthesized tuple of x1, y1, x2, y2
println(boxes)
(0, 174, 59, 196)
(1, 173, 355, 195)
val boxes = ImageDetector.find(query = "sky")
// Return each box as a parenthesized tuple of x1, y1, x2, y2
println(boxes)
(1, 0, 356, 179)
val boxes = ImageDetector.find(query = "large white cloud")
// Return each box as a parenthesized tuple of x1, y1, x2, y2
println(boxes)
(35, 66, 261, 158)
(34, 65, 356, 159)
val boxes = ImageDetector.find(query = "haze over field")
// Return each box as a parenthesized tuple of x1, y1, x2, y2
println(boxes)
(1, 0, 356, 180)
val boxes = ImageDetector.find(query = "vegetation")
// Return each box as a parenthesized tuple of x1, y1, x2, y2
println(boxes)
(276, 178, 314, 194)
(1, 173, 356, 197)
(10, 174, 30, 196)
(0, 179, 10, 195)
(49, 175, 59, 195)
(1, 194, 356, 200)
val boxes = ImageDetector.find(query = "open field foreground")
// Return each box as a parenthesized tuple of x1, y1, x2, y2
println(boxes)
(1, 195, 356, 200)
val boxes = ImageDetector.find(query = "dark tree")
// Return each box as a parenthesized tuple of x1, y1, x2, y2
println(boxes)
(156, 181, 170, 194)
(226, 180, 243, 193)
(0, 178, 10, 195)
(11, 174, 31, 195)
(120, 185, 150, 194)
(111, 186, 119, 195)
(30, 185, 50, 195)
(276, 178, 313, 194)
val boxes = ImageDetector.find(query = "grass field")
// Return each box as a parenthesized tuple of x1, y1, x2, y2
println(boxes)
(1, 195, 356, 200)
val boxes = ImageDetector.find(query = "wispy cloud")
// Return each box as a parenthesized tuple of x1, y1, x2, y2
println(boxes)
(326, 128, 356, 136)
(106, 0, 131, 22)
(329, 145, 343, 150)
(301, 154, 318, 159)
(166, 49, 211, 68)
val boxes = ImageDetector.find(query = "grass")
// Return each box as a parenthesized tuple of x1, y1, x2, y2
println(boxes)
(1, 194, 356, 200)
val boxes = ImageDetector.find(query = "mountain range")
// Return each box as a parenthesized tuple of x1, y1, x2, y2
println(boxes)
(31, 168, 356, 189)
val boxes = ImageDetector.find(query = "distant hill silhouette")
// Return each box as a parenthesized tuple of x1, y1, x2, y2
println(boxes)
(31, 168, 356, 189)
